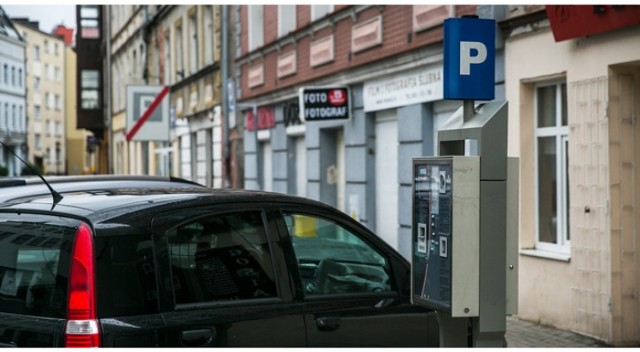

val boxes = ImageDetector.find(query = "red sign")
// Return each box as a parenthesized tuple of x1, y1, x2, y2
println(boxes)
(546, 5, 640, 42)
(245, 107, 276, 132)
(328, 89, 346, 106)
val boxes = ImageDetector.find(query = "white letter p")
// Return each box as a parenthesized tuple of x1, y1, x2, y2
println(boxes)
(460, 41, 487, 76)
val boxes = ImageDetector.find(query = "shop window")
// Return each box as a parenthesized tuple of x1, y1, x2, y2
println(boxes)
(535, 82, 569, 254)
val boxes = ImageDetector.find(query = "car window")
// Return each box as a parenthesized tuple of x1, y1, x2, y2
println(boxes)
(0, 213, 78, 318)
(283, 212, 392, 296)
(166, 211, 277, 305)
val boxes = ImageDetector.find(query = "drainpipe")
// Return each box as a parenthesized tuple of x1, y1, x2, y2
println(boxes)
(104, 5, 113, 174)
(221, 5, 230, 188)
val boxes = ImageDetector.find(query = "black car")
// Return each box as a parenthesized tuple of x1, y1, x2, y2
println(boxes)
(0, 176, 438, 347)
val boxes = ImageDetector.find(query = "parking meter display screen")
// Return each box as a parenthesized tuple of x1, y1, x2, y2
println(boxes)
(412, 159, 452, 311)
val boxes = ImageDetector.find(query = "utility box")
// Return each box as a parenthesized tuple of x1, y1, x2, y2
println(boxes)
(411, 156, 480, 317)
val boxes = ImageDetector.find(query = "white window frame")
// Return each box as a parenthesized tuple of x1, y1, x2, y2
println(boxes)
(248, 5, 264, 51)
(534, 81, 570, 255)
(278, 5, 296, 37)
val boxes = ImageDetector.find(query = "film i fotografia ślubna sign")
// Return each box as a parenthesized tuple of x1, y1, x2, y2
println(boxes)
(363, 65, 443, 112)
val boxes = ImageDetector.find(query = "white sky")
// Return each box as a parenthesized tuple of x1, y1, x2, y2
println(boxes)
(3, 4, 75, 34)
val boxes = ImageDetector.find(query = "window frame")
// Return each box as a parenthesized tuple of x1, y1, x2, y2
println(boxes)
(534, 81, 570, 255)
(278, 5, 296, 38)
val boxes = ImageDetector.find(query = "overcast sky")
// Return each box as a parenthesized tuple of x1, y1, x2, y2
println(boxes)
(3, 5, 75, 34)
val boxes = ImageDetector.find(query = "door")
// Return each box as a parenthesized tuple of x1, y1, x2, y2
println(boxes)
(295, 137, 306, 197)
(262, 142, 273, 192)
(375, 110, 399, 249)
(152, 207, 305, 347)
(277, 208, 439, 347)
(336, 130, 345, 212)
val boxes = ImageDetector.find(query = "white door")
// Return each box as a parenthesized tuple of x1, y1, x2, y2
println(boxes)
(337, 130, 345, 212)
(262, 142, 273, 192)
(375, 110, 398, 249)
(295, 137, 306, 197)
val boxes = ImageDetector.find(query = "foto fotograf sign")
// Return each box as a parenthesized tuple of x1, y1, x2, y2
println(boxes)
(299, 87, 350, 122)
(443, 17, 495, 100)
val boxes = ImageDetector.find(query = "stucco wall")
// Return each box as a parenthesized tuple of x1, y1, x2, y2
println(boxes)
(506, 23, 640, 344)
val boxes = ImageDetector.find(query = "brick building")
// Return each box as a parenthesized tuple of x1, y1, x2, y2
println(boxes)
(235, 5, 506, 257)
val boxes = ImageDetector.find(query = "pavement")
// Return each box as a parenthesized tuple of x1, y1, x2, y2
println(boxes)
(505, 316, 610, 348)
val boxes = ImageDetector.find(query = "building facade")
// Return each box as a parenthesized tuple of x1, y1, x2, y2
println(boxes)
(236, 5, 506, 258)
(0, 6, 26, 176)
(502, 5, 640, 345)
(14, 19, 67, 175)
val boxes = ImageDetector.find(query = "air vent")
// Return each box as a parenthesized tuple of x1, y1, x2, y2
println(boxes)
(249, 63, 264, 88)
(310, 35, 334, 68)
(277, 51, 297, 79)
(413, 5, 452, 32)
(352, 16, 383, 54)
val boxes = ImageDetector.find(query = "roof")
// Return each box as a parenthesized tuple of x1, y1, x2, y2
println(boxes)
(0, 6, 23, 41)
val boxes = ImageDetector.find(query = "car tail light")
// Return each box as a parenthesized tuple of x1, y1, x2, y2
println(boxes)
(65, 223, 100, 347)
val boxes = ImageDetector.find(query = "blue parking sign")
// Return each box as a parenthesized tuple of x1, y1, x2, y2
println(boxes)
(443, 17, 495, 100)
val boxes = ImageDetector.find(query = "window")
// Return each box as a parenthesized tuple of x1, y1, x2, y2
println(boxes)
(54, 43, 59, 55)
(311, 5, 333, 21)
(535, 82, 569, 253)
(34, 105, 41, 120)
(45, 64, 52, 80)
(175, 22, 184, 80)
(189, 11, 198, 74)
(35, 133, 41, 149)
(3, 64, 7, 84)
(283, 212, 392, 295)
(45, 93, 51, 109)
(18, 68, 22, 87)
(11, 105, 15, 129)
(132, 49, 137, 77)
(278, 5, 296, 37)
(203, 6, 213, 66)
(46, 120, 51, 136)
(163, 31, 170, 84)
(33, 45, 40, 61)
(44, 40, 49, 54)
(34, 77, 40, 91)
(248, 5, 264, 51)
(79, 5, 100, 38)
(54, 121, 61, 136)
(54, 67, 61, 82)
(54, 95, 61, 110)
(11, 67, 15, 86)
(81, 70, 100, 109)
(166, 211, 277, 305)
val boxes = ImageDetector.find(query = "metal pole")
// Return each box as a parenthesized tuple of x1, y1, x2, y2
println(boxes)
(221, 5, 230, 188)
(463, 100, 475, 122)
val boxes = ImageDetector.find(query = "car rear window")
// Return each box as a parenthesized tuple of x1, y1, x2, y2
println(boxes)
(0, 212, 79, 318)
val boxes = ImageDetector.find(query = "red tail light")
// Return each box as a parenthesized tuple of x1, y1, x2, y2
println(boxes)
(65, 223, 100, 347)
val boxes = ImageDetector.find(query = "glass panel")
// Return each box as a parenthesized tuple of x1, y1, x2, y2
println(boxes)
(537, 86, 556, 128)
(538, 136, 557, 244)
(0, 214, 78, 318)
(80, 5, 99, 19)
(564, 137, 570, 242)
(167, 212, 276, 304)
(284, 212, 392, 296)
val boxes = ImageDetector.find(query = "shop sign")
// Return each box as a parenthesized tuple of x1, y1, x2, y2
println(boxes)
(298, 87, 350, 122)
(363, 65, 443, 112)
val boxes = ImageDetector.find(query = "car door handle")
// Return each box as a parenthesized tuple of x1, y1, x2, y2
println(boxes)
(316, 316, 341, 332)
(181, 328, 215, 347)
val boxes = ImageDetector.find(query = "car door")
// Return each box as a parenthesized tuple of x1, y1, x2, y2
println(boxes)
(151, 205, 306, 347)
(275, 206, 439, 347)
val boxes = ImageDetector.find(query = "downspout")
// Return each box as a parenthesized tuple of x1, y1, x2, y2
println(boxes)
(104, 5, 113, 174)
(221, 5, 230, 187)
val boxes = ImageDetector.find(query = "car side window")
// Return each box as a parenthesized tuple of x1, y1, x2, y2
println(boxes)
(283, 212, 392, 296)
(166, 211, 277, 305)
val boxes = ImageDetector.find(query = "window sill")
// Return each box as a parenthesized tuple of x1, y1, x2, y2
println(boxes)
(520, 248, 571, 262)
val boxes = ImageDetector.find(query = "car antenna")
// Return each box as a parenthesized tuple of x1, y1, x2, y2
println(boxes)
(0, 141, 63, 209)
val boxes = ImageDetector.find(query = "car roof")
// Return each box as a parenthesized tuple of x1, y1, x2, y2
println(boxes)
(0, 175, 333, 224)
(0, 175, 202, 203)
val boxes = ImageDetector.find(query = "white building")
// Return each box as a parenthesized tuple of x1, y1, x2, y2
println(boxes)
(0, 6, 27, 176)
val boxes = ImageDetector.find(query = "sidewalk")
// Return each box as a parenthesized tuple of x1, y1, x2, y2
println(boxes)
(506, 316, 609, 347)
